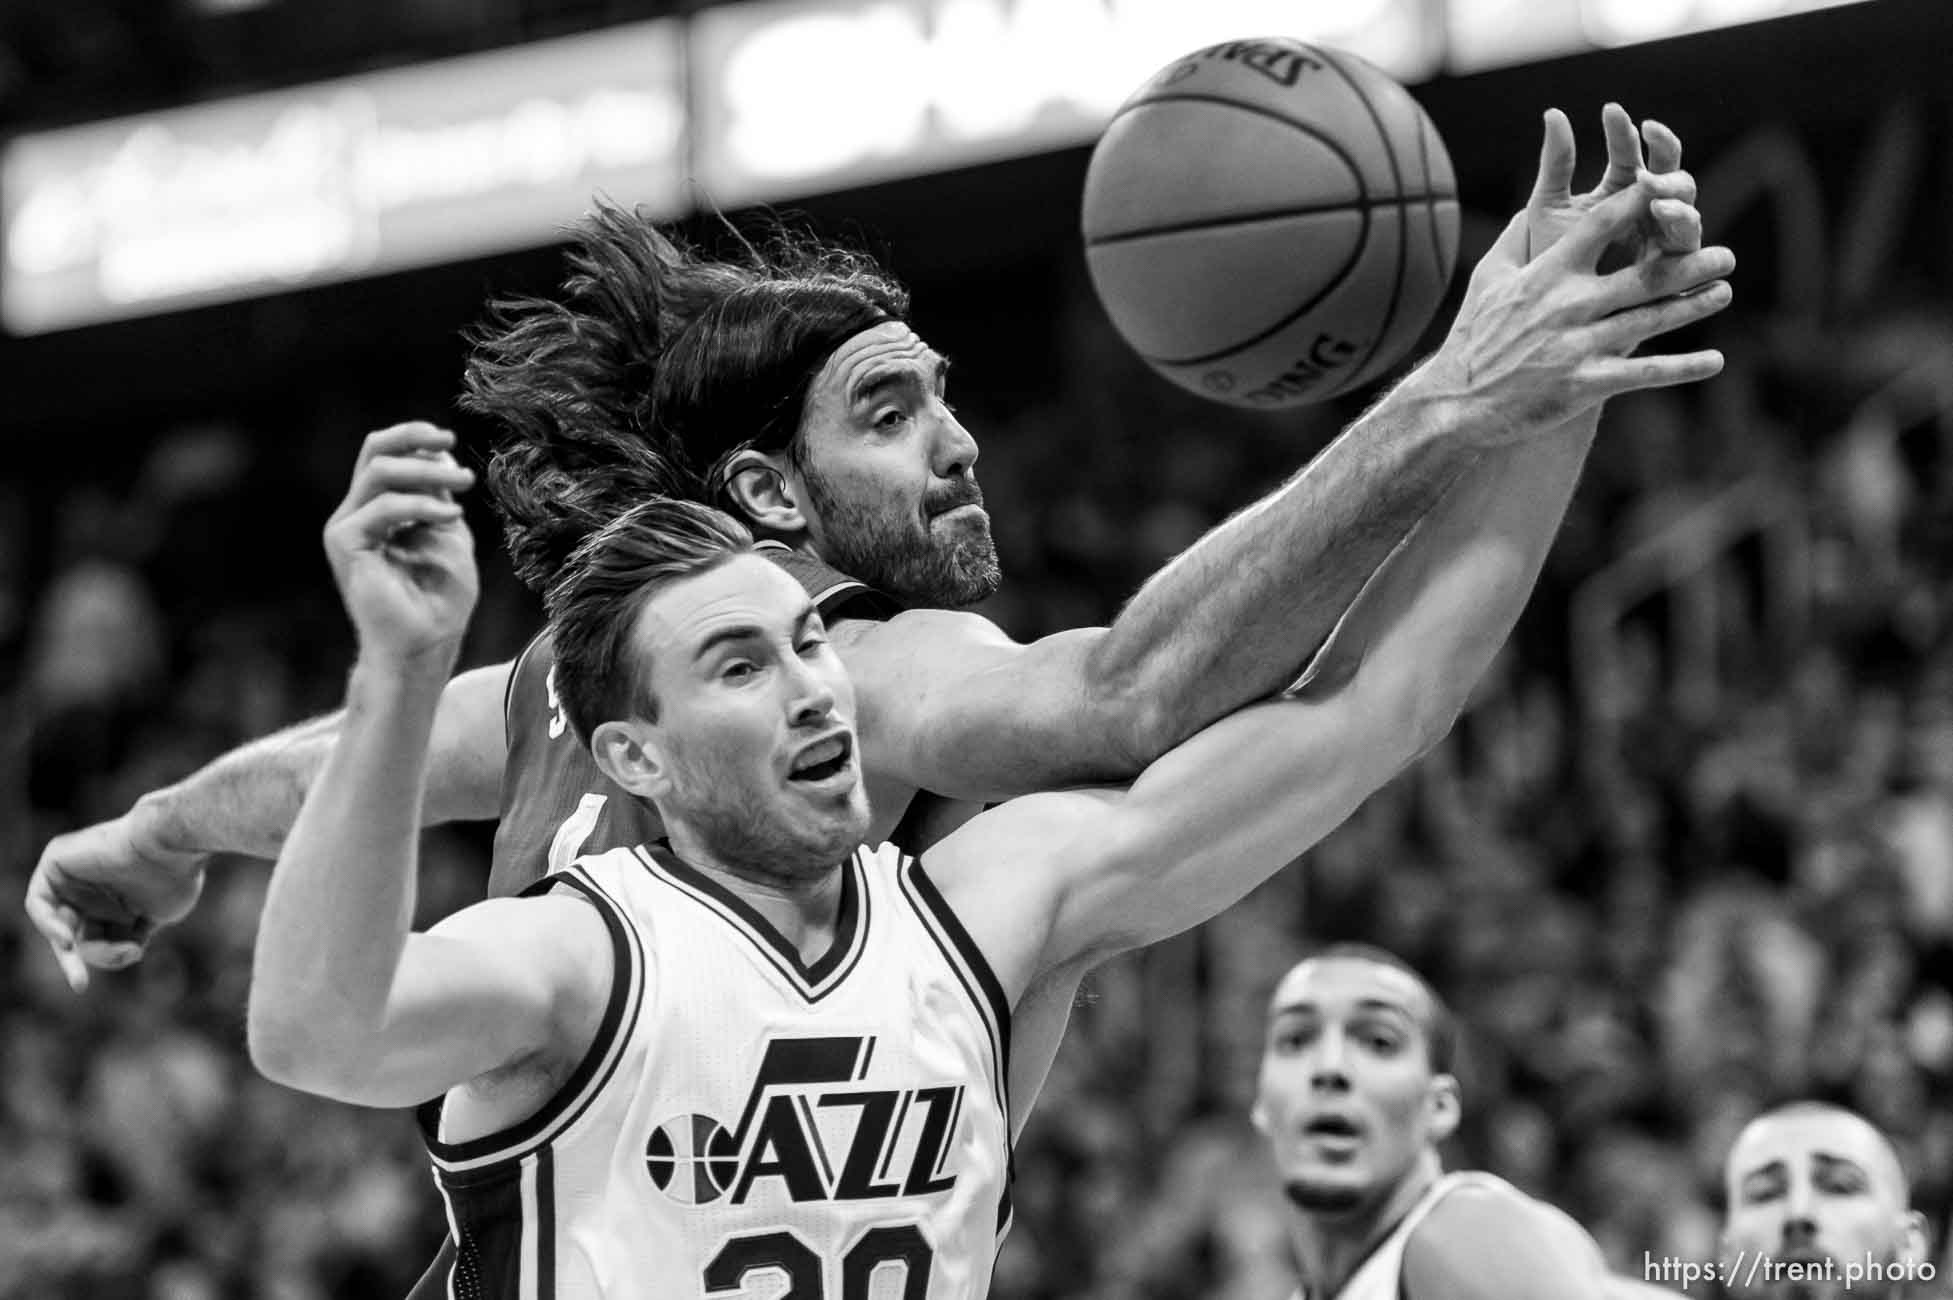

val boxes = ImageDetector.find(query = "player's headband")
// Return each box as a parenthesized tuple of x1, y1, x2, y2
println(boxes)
(685, 302, 899, 501)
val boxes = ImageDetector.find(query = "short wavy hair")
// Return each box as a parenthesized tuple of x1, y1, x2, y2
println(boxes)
(544, 498, 755, 744)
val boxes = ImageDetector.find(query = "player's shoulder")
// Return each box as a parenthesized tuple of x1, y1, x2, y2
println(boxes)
(1406, 1175, 1605, 1294)
(425, 889, 611, 965)
(560, 844, 647, 886)
(1420, 1174, 1597, 1245)
(755, 541, 902, 623)
(831, 605, 1014, 666)
(511, 626, 556, 678)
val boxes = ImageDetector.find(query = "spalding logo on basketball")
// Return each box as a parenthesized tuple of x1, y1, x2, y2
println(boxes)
(645, 1113, 740, 1205)
(1082, 38, 1461, 408)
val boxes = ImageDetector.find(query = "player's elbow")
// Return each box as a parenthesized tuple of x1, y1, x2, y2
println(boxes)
(246, 1009, 315, 1091)
(1361, 663, 1468, 769)
(1092, 683, 1183, 776)
(1408, 678, 1470, 759)
(247, 999, 362, 1099)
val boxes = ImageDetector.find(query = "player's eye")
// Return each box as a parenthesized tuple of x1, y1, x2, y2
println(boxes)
(721, 660, 758, 682)
(797, 634, 827, 657)
(872, 405, 909, 430)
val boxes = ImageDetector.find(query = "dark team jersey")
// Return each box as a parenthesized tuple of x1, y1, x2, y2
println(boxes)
(485, 542, 900, 899)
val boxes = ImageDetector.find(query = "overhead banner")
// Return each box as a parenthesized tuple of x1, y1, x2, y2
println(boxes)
(1447, 0, 1877, 74)
(2, 21, 685, 335)
(687, 0, 1438, 208)
(0, 0, 1883, 332)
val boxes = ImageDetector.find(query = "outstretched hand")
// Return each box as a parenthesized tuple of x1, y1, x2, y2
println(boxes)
(1423, 180, 1734, 439)
(1526, 102, 1701, 267)
(26, 806, 207, 993)
(324, 423, 480, 668)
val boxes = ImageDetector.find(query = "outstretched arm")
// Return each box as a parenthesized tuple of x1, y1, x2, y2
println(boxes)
(140, 660, 509, 858)
(858, 107, 1703, 803)
(25, 425, 510, 991)
(247, 426, 606, 1108)
(945, 184, 1733, 974)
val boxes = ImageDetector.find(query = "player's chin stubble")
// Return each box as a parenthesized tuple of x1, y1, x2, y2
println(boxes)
(802, 469, 1001, 608)
(1283, 1181, 1367, 1215)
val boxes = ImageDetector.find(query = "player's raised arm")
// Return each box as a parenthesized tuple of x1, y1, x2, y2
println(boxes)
(245, 426, 607, 1109)
(841, 108, 1705, 806)
(24, 424, 510, 992)
(937, 184, 1734, 975)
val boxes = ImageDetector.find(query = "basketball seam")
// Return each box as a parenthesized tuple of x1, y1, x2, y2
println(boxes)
(1097, 88, 1373, 368)
(1312, 47, 1409, 392)
(1102, 91, 1375, 202)
(1086, 195, 1456, 248)
(1417, 120, 1448, 291)
(1122, 231, 1369, 366)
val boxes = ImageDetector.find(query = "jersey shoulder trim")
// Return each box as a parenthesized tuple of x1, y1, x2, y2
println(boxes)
(753, 539, 902, 623)
(427, 1138, 559, 1300)
(897, 858, 1011, 1074)
(419, 865, 647, 1177)
(896, 855, 1014, 1233)
(630, 842, 871, 1003)
(504, 631, 549, 743)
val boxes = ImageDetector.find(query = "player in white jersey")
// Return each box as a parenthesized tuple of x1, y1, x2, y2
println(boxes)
(1719, 1103, 1938, 1300)
(248, 181, 1735, 1300)
(1253, 946, 1682, 1300)
(418, 840, 1013, 1299)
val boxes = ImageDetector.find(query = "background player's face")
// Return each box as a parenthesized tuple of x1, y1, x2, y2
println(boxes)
(791, 321, 1000, 608)
(1720, 1111, 1921, 1300)
(630, 554, 871, 878)
(1253, 958, 1455, 1219)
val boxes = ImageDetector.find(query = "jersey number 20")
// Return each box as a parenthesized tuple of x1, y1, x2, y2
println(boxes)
(705, 1224, 932, 1299)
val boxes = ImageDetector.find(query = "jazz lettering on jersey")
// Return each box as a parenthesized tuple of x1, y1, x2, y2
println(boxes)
(644, 1036, 964, 1208)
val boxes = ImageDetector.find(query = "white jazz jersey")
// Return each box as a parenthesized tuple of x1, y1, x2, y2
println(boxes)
(416, 840, 1013, 1300)
(1299, 1171, 1605, 1300)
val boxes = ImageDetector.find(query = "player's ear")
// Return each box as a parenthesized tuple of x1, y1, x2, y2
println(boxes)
(722, 451, 807, 535)
(1425, 1074, 1461, 1144)
(1897, 1209, 1930, 1265)
(591, 720, 670, 800)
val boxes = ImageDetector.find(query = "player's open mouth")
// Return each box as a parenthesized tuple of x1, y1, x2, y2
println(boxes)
(1302, 1116, 1362, 1140)
(788, 733, 855, 784)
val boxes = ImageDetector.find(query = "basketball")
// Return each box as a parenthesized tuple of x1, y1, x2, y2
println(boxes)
(1081, 38, 1462, 408)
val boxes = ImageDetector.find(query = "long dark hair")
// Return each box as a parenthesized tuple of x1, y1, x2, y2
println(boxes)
(464, 201, 909, 592)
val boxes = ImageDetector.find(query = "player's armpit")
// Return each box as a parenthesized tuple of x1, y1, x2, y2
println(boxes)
(1402, 1186, 1610, 1300)
(249, 895, 612, 1109)
(835, 610, 1148, 803)
(423, 661, 516, 823)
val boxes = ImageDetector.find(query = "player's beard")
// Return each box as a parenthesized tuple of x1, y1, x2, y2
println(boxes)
(1774, 1264, 1897, 1300)
(802, 462, 1001, 609)
(1283, 1180, 1367, 1216)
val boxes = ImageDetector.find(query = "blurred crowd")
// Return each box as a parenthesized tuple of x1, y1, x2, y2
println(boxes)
(4, 248, 1951, 1299)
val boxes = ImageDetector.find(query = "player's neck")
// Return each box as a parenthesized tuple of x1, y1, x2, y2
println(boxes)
(661, 828, 848, 963)
(1286, 1154, 1442, 1300)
